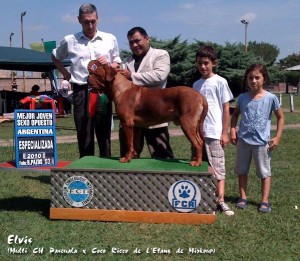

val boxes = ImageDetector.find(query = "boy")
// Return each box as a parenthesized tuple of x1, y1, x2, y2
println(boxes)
(193, 45, 234, 216)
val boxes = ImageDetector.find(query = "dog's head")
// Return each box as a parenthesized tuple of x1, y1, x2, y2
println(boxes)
(87, 60, 117, 90)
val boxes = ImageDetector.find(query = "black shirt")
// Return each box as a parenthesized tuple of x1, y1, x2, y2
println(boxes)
(133, 55, 144, 72)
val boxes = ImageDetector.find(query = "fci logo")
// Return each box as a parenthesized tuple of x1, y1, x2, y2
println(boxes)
(63, 176, 94, 207)
(168, 180, 201, 213)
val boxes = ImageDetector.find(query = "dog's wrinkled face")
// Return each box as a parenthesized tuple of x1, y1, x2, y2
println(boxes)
(87, 60, 106, 89)
(87, 60, 118, 91)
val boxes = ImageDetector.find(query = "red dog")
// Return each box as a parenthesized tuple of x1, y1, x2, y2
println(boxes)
(88, 60, 208, 166)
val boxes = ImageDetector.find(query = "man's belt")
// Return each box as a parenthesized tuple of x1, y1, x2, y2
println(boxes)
(72, 83, 88, 90)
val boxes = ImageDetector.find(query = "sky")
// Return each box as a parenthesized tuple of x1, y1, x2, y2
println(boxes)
(0, 0, 299, 60)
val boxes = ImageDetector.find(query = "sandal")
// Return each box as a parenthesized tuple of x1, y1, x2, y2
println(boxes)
(236, 198, 248, 209)
(258, 202, 271, 213)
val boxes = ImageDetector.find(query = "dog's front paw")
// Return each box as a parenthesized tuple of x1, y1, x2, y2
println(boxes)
(190, 160, 202, 167)
(119, 157, 131, 163)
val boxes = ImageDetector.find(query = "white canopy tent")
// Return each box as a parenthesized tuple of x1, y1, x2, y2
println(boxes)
(285, 65, 300, 71)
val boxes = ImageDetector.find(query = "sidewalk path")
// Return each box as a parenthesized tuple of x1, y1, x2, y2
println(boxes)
(0, 128, 185, 147)
(1, 124, 300, 147)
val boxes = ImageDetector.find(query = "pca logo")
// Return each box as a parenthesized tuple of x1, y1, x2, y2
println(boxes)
(168, 180, 201, 213)
(63, 176, 94, 207)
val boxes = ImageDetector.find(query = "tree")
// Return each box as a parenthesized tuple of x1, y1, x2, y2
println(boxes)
(248, 41, 280, 66)
(120, 38, 286, 97)
(267, 64, 286, 84)
(151, 36, 192, 87)
(216, 42, 260, 95)
(279, 53, 300, 68)
(278, 53, 300, 92)
(120, 49, 131, 61)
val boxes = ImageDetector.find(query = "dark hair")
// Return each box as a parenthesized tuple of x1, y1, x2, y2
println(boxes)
(127, 27, 148, 38)
(31, 85, 40, 92)
(79, 3, 97, 18)
(243, 64, 270, 91)
(195, 45, 217, 62)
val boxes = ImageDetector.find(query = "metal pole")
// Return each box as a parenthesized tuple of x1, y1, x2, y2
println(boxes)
(241, 20, 249, 53)
(9, 33, 14, 47)
(244, 22, 248, 52)
(279, 93, 282, 106)
(289, 93, 294, 112)
(10, 33, 14, 83)
(21, 11, 26, 92)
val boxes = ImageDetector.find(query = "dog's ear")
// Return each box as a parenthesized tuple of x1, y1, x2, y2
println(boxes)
(104, 65, 117, 82)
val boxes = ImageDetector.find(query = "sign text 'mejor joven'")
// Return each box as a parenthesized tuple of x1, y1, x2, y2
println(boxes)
(14, 110, 57, 168)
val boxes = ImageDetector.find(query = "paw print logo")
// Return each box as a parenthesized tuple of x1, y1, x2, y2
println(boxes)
(179, 185, 190, 198)
(168, 180, 201, 213)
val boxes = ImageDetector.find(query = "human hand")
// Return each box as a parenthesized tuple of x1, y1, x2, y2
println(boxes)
(268, 137, 280, 150)
(230, 130, 237, 145)
(119, 69, 132, 80)
(220, 134, 229, 148)
(97, 55, 109, 65)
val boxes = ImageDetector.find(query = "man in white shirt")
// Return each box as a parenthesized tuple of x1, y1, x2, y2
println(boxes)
(52, 3, 121, 158)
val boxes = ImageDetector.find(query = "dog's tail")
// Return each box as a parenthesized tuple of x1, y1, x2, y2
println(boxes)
(198, 97, 208, 142)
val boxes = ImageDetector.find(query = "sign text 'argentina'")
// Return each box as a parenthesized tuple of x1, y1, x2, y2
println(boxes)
(14, 110, 57, 168)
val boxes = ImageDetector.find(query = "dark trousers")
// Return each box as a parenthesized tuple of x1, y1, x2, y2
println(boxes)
(63, 98, 71, 114)
(73, 85, 112, 158)
(119, 126, 174, 159)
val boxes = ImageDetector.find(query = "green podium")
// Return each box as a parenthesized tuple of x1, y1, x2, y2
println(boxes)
(50, 157, 217, 224)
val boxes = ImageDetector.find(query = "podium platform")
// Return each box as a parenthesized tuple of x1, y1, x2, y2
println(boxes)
(50, 156, 217, 225)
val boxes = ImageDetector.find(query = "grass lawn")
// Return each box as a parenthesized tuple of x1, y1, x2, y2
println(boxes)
(0, 122, 299, 260)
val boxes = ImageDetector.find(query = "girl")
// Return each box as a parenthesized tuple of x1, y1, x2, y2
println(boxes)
(230, 64, 284, 213)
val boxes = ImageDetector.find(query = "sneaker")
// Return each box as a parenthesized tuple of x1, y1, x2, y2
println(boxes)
(219, 202, 235, 216)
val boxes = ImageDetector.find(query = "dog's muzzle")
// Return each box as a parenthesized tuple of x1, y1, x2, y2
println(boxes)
(87, 75, 105, 90)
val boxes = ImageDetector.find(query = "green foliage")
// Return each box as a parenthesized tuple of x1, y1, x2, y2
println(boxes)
(217, 42, 260, 96)
(151, 36, 194, 86)
(120, 36, 294, 97)
(278, 53, 300, 86)
(268, 63, 287, 83)
(279, 52, 300, 68)
(120, 49, 131, 61)
(248, 41, 280, 66)
(286, 71, 300, 86)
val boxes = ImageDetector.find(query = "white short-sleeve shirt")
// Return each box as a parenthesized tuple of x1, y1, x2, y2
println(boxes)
(52, 30, 121, 85)
(193, 74, 233, 139)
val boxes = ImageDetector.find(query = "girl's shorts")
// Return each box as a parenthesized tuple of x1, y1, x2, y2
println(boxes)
(234, 139, 271, 178)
